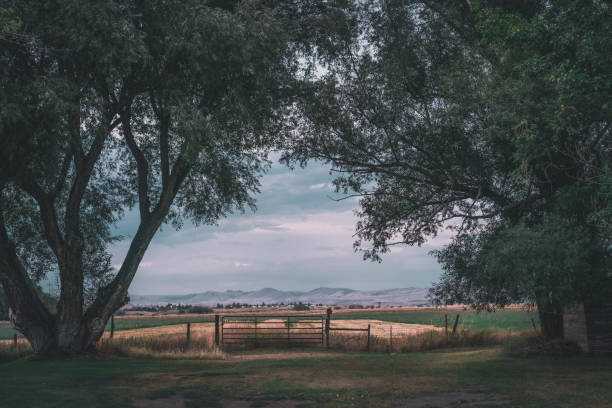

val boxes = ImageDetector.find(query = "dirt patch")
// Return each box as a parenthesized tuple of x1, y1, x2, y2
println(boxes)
(389, 392, 509, 407)
(132, 395, 186, 408)
(220, 400, 313, 408)
(229, 351, 343, 360)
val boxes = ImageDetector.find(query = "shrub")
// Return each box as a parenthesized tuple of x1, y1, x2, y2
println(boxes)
(293, 302, 310, 311)
(187, 306, 213, 314)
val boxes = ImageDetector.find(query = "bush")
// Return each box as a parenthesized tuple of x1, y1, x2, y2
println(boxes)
(293, 302, 310, 311)
(187, 306, 213, 314)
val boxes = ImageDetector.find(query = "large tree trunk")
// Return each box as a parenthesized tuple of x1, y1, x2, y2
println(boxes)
(0, 121, 191, 356)
(10, 312, 107, 356)
(0, 208, 110, 356)
(538, 303, 564, 339)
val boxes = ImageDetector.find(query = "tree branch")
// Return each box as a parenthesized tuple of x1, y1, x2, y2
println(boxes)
(17, 178, 65, 260)
(0, 201, 56, 352)
(159, 115, 170, 188)
(120, 111, 151, 220)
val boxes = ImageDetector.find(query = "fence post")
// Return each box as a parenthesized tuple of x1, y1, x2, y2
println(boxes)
(444, 314, 448, 336)
(367, 324, 371, 352)
(325, 308, 332, 348)
(287, 316, 291, 346)
(110, 315, 115, 339)
(215, 315, 220, 345)
(321, 317, 324, 345)
(452, 314, 460, 335)
(530, 317, 537, 330)
(186, 322, 191, 344)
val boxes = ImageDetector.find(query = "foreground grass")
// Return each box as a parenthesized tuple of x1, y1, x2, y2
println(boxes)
(0, 346, 610, 407)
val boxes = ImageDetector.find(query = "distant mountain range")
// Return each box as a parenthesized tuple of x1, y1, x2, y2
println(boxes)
(129, 287, 431, 307)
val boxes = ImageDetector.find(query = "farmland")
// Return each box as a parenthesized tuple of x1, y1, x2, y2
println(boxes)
(0, 307, 538, 340)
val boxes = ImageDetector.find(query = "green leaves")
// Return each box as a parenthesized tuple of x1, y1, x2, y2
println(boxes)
(0, 7, 20, 32)
(433, 214, 610, 309)
(0, 0, 339, 323)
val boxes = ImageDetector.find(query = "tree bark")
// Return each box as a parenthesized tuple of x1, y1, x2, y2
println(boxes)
(538, 304, 564, 339)
(0, 214, 56, 354)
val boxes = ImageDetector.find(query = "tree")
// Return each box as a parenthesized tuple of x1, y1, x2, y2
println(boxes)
(431, 1, 611, 337)
(284, 1, 611, 337)
(431, 216, 609, 337)
(0, 0, 352, 355)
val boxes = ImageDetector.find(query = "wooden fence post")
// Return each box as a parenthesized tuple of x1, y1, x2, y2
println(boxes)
(325, 308, 332, 348)
(186, 322, 191, 344)
(110, 315, 115, 339)
(530, 317, 537, 330)
(444, 314, 448, 336)
(215, 315, 220, 345)
(287, 316, 291, 346)
(452, 314, 460, 335)
(367, 324, 371, 352)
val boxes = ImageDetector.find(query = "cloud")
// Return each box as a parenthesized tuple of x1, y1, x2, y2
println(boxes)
(309, 183, 327, 190)
(113, 261, 153, 270)
(109, 161, 449, 295)
(233, 262, 251, 268)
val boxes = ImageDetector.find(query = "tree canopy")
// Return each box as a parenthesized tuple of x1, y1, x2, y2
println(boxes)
(284, 0, 611, 337)
(0, 0, 353, 354)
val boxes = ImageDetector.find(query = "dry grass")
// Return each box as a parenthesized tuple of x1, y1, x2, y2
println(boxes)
(0, 337, 31, 349)
(329, 328, 536, 353)
(0, 338, 32, 362)
(101, 322, 214, 339)
(97, 322, 226, 359)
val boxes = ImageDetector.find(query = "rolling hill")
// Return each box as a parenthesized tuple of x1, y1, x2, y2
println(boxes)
(129, 287, 430, 306)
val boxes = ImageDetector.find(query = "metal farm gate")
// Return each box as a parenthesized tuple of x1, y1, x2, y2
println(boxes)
(219, 315, 325, 345)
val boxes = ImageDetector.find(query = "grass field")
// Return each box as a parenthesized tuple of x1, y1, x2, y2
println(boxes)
(332, 309, 539, 332)
(0, 308, 538, 340)
(0, 347, 610, 407)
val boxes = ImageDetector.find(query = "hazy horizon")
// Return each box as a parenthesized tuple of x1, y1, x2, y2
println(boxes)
(128, 285, 430, 297)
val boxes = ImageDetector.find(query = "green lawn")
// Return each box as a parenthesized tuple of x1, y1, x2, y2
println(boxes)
(0, 347, 610, 407)
(0, 323, 22, 340)
(333, 309, 539, 332)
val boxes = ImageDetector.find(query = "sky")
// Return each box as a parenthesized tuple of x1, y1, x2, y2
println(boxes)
(110, 161, 453, 295)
